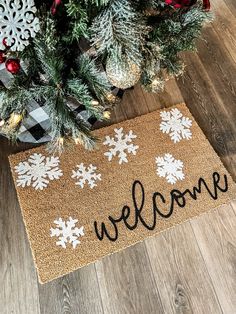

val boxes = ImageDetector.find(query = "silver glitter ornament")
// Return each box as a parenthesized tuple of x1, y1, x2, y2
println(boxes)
(106, 56, 141, 89)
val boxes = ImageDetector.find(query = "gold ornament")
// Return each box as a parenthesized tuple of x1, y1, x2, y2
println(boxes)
(106, 56, 141, 89)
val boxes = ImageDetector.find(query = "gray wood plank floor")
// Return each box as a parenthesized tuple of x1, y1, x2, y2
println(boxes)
(1, 1, 235, 313)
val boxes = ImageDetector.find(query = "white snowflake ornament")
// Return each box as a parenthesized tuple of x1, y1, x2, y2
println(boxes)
(160, 108, 192, 143)
(50, 217, 85, 249)
(103, 127, 139, 164)
(0, 0, 40, 52)
(72, 163, 101, 189)
(15, 153, 63, 190)
(156, 153, 185, 185)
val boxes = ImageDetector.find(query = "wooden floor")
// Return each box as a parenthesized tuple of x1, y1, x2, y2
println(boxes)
(1, 1, 236, 313)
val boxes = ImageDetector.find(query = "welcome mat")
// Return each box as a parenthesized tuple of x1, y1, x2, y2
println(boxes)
(9, 103, 236, 284)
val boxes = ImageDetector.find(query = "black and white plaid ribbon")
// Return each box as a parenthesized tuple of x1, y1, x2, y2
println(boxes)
(17, 87, 123, 144)
(0, 64, 124, 144)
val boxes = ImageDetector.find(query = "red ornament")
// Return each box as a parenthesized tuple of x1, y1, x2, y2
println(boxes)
(173, 0, 197, 9)
(0, 51, 6, 64)
(174, 3, 182, 8)
(165, 0, 210, 10)
(5, 59, 21, 74)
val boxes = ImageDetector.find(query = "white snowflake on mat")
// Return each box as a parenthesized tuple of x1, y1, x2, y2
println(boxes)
(50, 217, 84, 249)
(156, 153, 185, 185)
(14, 153, 63, 190)
(72, 163, 101, 189)
(0, 0, 40, 51)
(160, 108, 192, 143)
(103, 127, 139, 164)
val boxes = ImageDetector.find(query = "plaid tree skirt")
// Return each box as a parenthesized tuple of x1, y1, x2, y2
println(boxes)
(16, 87, 124, 144)
(0, 61, 124, 144)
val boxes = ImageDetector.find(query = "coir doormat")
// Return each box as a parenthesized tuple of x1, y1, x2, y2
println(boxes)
(9, 103, 236, 284)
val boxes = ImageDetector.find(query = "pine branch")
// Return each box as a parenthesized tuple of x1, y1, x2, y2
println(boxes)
(85, 0, 110, 7)
(0, 87, 33, 119)
(66, 78, 104, 119)
(0, 0, 212, 151)
(150, 4, 212, 74)
(34, 37, 64, 86)
(77, 54, 111, 103)
(46, 94, 97, 151)
(90, 0, 149, 65)
(65, 0, 89, 41)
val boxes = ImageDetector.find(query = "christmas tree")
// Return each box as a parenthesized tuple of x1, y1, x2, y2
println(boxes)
(0, 0, 212, 152)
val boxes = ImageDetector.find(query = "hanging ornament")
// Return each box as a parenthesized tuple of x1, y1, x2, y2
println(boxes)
(0, 0, 40, 52)
(0, 51, 6, 64)
(5, 59, 21, 74)
(106, 56, 141, 90)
